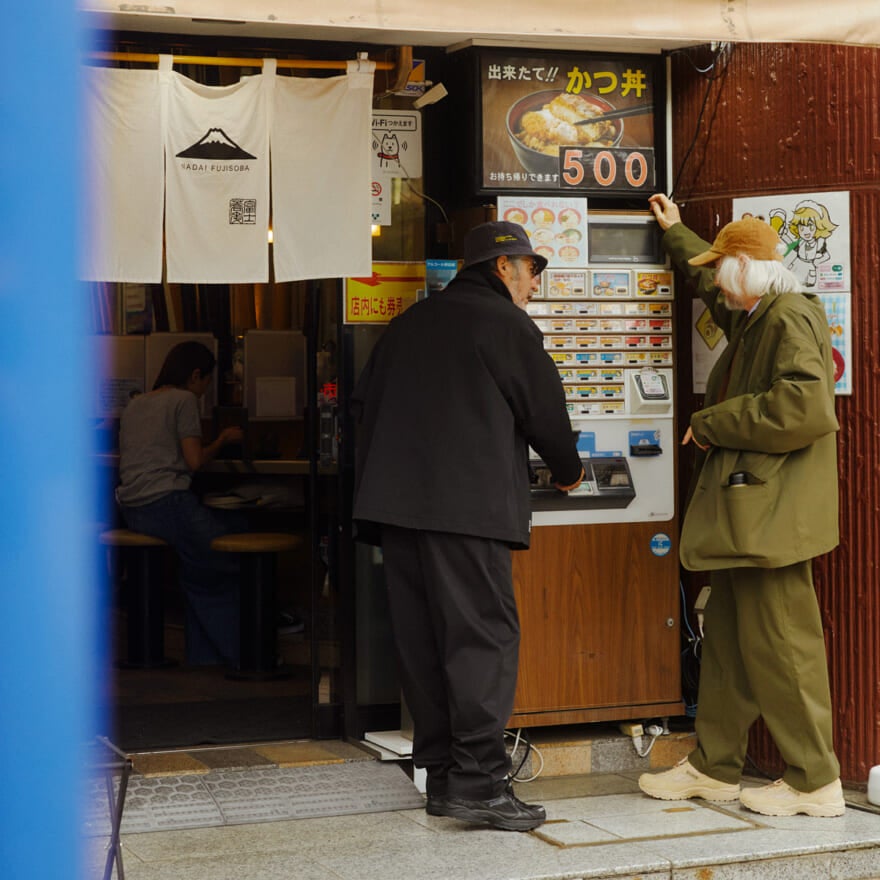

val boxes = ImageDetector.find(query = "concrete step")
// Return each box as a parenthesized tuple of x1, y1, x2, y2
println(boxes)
(512, 721, 697, 780)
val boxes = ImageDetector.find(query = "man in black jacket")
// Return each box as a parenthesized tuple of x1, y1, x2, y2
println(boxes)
(352, 221, 583, 831)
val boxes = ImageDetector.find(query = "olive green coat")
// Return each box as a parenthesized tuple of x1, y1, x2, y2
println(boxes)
(665, 223, 840, 569)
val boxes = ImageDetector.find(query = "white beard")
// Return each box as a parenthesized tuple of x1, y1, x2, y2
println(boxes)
(722, 289, 748, 311)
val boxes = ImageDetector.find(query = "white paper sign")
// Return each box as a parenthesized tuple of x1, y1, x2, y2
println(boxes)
(817, 292, 852, 395)
(371, 111, 422, 179)
(691, 301, 727, 394)
(371, 178, 391, 225)
(497, 196, 588, 268)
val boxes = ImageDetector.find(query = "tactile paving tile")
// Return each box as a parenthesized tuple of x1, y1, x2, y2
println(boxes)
(84, 760, 424, 835)
(204, 761, 425, 825)
(84, 772, 223, 836)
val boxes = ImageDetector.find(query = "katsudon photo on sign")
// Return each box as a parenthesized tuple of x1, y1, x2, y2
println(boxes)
(476, 50, 658, 193)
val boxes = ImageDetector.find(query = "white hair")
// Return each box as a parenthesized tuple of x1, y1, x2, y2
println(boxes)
(715, 254, 802, 300)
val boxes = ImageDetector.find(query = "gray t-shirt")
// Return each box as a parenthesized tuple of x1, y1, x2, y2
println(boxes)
(116, 388, 203, 507)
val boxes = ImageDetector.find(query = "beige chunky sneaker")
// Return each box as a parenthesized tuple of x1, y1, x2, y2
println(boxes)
(740, 778, 845, 817)
(638, 757, 741, 802)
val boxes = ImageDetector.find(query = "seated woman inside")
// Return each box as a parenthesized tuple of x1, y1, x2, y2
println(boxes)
(115, 341, 245, 666)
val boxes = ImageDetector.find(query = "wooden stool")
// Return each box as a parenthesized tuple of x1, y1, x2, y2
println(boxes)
(100, 529, 174, 669)
(211, 532, 303, 679)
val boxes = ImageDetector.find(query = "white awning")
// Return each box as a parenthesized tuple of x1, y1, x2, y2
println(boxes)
(79, 0, 880, 51)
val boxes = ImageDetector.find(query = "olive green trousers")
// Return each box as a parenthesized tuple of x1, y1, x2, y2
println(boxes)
(689, 560, 840, 792)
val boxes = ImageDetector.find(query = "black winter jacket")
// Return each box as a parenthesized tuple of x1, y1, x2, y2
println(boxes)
(351, 267, 582, 548)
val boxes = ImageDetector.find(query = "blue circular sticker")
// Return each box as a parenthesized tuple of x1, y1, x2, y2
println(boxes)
(649, 533, 672, 557)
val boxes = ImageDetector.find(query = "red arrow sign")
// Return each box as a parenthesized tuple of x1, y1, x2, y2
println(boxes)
(351, 272, 425, 287)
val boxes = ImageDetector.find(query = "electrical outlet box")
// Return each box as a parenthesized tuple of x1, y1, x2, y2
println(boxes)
(619, 722, 644, 737)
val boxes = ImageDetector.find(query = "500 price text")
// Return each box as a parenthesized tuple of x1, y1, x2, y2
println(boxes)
(559, 147, 655, 192)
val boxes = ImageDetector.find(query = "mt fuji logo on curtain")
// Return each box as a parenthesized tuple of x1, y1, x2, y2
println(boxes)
(84, 57, 375, 284)
(164, 70, 271, 283)
(176, 127, 256, 160)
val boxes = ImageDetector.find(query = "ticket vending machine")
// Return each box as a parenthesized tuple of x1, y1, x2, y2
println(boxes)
(510, 209, 683, 728)
(350, 209, 683, 747)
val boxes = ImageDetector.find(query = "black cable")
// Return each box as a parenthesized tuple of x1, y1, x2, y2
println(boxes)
(512, 729, 533, 779)
(679, 580, 702, 716)
(666, 43, 731, 80)
(669, 43, 735, 200)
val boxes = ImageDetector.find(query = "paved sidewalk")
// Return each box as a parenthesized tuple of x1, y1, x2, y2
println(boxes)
(84, 769, 880, 880)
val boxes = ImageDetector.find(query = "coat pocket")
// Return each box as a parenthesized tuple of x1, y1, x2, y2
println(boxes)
(680, 449, 792, 570)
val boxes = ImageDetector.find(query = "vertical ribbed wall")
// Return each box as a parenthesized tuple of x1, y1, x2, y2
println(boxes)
(671, 42, 880, 786)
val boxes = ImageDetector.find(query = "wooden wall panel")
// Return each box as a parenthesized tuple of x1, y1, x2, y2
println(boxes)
(670, 42, 880, 786)
(511, 522, 682, 727)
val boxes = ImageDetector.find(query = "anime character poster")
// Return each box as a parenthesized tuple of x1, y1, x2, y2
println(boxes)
(733, 192, 850, 292)
(733, 192, 851, 395)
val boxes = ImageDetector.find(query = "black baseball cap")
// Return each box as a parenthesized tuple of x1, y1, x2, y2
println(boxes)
(462, 220, 548, 272)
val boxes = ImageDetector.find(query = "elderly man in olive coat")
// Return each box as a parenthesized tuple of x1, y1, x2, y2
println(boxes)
(638, 194, 843, 818)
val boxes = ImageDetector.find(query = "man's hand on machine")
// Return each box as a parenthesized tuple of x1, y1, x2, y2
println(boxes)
(555, 466, 585, 493)
(648, 193, 682, 231)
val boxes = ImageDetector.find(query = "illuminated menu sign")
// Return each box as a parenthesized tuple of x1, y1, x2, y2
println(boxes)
(476, 49, 659, 196)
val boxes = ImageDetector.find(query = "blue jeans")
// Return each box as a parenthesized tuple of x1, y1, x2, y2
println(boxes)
(120, 491, 247, 666)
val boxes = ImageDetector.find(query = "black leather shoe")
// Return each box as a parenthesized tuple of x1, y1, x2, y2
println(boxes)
(433, 784, 545, 831)
(425, 794, 447, 816)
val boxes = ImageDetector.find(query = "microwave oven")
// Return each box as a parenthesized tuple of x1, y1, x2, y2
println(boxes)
(587, 210, 668, 266)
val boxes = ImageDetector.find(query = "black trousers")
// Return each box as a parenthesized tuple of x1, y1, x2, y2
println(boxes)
(381, 525, 520, 800)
